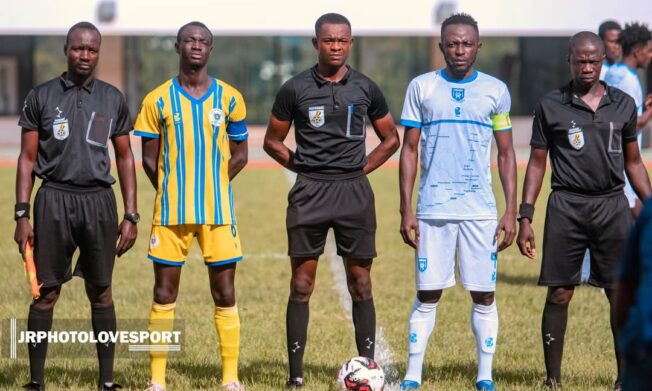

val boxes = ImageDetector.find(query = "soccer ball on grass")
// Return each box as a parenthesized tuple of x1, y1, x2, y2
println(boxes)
(336, 356, 385, 391)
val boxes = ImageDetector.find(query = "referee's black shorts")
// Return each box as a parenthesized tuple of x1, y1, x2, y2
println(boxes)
(33, 181, 119, 288)
(286, 171, 377, 259)
(538, 190, 632, 289)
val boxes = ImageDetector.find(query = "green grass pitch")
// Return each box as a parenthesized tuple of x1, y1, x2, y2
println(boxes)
(0, 166, 629, 390)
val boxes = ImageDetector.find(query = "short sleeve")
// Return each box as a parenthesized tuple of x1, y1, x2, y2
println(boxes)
(530, 102, 548, 149)
(400, 79, 422, 128)
(271, 79, 297, 121)
(491, 84, 512, 132)
(111, 93, 133, 137)
(366, 79, 389, 121)
(622, 98, 639, 143)
(226, 88, 248, 141)
(133, 92, 162, 139)
(18, 89, 40, 131)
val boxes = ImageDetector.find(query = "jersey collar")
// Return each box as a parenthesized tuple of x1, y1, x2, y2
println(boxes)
(59, 72, 96, 93)
(440, 68, 478, 84)
(562, 81, 612, 107)
(311, 64, 352, 86)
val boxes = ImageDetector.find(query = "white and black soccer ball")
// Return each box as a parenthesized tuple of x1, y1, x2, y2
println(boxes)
(336, 356, 385, 391)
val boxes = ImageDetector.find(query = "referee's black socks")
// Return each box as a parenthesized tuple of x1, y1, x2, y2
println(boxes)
(352, 298, 376, 359)
(91, 304, 116, 385)
(542, 300, 569, 385)
(27, 306, 53, 385)
(286, 299, 309, 380)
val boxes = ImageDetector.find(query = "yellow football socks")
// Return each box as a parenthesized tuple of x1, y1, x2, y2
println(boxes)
(215, 305, 241, 384)
(148, 302, 176, 388)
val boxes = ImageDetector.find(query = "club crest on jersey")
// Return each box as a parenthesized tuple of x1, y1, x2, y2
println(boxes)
(308, 105, 325, 128)
(52, 107, 69, 140)
(418, 257, 427, 272)
(451, 88, 465, 102)
(568, 121, 584, 150)
(209, 108, 224, 127)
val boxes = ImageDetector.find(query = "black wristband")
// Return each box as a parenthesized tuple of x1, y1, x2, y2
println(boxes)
(517, 203, 534, 223)
(15, 202, 30, 221)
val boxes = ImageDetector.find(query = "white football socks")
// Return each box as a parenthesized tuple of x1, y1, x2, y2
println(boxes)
(471, 302, 498, 382)
(403, 299, 438, 384)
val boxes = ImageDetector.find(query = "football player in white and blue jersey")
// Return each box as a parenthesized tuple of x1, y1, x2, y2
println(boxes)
(605, 22, 652, 218)
(398, 13, 517, 391)
(598, 21, 622, 81)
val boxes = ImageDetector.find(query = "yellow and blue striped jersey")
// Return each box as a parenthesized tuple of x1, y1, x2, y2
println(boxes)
(134, 77, 248, 226)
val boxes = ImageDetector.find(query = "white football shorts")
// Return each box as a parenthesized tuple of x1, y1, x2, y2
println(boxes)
(415, 219, 498, 292)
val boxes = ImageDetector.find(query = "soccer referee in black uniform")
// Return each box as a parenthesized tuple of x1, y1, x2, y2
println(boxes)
(14, 22, 138, 391)
(264, 13, 399, 388)
(517, 32, 652, 390)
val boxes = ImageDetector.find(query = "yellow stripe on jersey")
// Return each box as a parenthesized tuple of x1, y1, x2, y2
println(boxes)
(134, 77, 248, 226)
(491, 113, 512, 132)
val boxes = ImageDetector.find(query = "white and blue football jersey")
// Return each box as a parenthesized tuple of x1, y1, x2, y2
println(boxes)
(606, 63, 644, 117)
(599, 60, 613, 81)
(401, 69, 512, 220)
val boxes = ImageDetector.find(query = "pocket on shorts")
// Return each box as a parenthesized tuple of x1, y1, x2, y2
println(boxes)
(346, 104, 366, 138)
(86, 112, 113, 148)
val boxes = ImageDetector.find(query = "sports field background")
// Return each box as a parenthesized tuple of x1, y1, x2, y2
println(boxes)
(0, 128, 649, 390)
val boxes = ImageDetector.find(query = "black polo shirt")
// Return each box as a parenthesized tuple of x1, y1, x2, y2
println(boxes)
(19, 73, 132, 187)
(531, 82, 638, 195)
(272, 65, 389, 175)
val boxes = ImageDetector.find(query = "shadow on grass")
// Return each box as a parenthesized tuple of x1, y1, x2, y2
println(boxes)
(499, 273, 539, 286)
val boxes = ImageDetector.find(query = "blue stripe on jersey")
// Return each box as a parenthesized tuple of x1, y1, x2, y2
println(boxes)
(157, 97, 170, 225)
(400, 119, 422, 128)
(134, 130, 159, 138)
(229, 96, 236, 112)
(192, 103, 201, 224)
(423, 119, 492, 128)
(216, 83, 224, 224)
(211, 89, 220, 224)
(198, 102, 206, 223)
(171, 83, 186, 223)
(228, 183, 235, 224)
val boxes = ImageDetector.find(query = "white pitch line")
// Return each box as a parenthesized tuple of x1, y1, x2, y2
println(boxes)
(284, 170, 399, 389)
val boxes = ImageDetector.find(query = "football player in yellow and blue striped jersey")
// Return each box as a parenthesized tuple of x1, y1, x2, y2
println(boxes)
(135, 21, 248, 391)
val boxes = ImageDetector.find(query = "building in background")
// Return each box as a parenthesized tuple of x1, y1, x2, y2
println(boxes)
(0, 0, 650, 133)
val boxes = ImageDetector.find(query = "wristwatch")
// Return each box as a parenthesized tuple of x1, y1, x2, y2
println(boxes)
(124, 212, 140, 224)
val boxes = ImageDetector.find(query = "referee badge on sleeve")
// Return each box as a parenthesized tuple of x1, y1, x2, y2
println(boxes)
(568, 121, 584, 150)
(309, 105, 325, 128)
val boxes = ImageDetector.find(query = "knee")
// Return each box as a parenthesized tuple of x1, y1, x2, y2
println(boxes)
(153, 283, 179, 305)
(211, 285, 236, 307)
(86, 284, 113, 308)
(417, 290, 442, 304)
(290, 275, 315, 301)
(32, 287, 61, 311)
(471, 291, 495, 306)
(547, 288, 573, 306)
(348, 274, 372, 301)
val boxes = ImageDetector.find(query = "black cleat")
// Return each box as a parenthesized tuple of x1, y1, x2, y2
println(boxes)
(99, 383, 123, 391)
(286, 378, 304, 388)
(22, 381, 45, 391)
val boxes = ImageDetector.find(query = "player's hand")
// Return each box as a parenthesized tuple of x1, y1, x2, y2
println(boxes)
(645, 94, 652, 110)
(516, 219, 536, 259)
(116, 219, 137, 257)
(495, 213, 516, 251)
(14, 218, 34, 255)
(400, 210, 419, 249)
